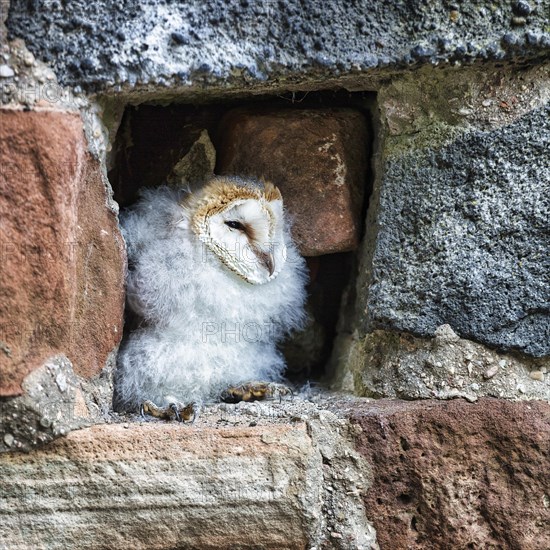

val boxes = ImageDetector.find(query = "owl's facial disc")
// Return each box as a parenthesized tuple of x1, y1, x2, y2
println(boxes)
(223, 218, 275, 276)
(205, 198, 286, 285)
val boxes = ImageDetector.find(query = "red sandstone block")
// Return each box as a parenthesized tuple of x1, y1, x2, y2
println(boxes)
(0, 109, 125, 396)
(348, 398, 550, 550)
(217, 107, 368, 256)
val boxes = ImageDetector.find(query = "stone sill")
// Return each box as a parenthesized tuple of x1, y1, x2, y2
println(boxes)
(0, 398, 375, 550)
(1, 396, 549, 549)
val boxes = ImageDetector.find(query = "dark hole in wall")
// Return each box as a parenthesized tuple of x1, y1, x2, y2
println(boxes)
(109, 103, 228, 207)
(108, 89, 374, 381)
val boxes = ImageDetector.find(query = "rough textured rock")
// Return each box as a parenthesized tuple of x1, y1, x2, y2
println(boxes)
(330, 325, 550, 401)
(0, 424, 314, 549)
(0, 34, 79, 110)
(0, 400, 377, 549)
(218, 107, 368, 256)
(0, 356, 109, 453)
(167, 129, 216, 187)
(0, 0, 7, 43)
(362, 104, 549, 357)
(0, 108, 125, 396)
(347, 398, 550, 550)
(377, 64, 549, 137)
(6, 1, 550, 94)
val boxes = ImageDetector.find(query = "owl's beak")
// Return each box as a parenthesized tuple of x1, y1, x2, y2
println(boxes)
(256, 250, 275, 277)
(264, 252, 275, 277)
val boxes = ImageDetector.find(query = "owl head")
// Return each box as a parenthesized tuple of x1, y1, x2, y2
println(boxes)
(186, 176, 288, 285)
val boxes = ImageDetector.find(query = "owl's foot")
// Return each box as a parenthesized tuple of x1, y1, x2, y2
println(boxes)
(220, 382, 293, 404)
(140, 400, 196, 422)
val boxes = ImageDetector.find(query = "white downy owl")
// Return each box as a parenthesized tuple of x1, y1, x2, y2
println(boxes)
(115, 176, 308, 420)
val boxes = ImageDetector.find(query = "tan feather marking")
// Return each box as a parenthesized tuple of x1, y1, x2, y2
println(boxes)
(263, 180, 283, 202)
(186, 177, 282, 237)
(241, 223, 257, 243)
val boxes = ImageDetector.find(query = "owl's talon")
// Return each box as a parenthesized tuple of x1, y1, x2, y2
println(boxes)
(169, 403, 181, 422)
(139, 400, 195, 422)
(190, 403, 200, 424)
(221, 382, 293, 403)
(140, 399, 157, 418)
(276, 385, 293, 403)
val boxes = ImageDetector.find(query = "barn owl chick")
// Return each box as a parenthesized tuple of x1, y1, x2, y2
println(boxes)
(115, 176, 308, 419)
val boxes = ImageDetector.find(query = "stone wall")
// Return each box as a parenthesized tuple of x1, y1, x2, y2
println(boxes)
(1, 0, 549, 548)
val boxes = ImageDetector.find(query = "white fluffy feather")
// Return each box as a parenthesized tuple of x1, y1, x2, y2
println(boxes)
(116, 181, 308, 410)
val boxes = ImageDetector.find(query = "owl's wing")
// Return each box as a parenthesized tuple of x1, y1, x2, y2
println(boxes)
(121, 187, 196, 325)
(121, 186, 189, 264)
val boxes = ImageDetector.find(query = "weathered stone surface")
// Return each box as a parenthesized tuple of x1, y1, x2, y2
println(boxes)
(359, 99, 550, 357)
(72, 157, 125, 379)
(0, 0, 7, 45)
(218, 107, 368, 256)
(0, 37, 72, 109)
(378, 64, 550, 137)
(0, 401, 377, 549)
(330, 325, 550, 401)
(0, 108, 125, 396)
(6, 1, 550, 94)
(0, 356, 105, 453)
(347, 398, 550, 550)
(0, 424, 314, 549)
(167, 129, 216, 187)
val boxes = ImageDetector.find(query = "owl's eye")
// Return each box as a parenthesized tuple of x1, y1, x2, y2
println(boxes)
(225, 220, 244, 231)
